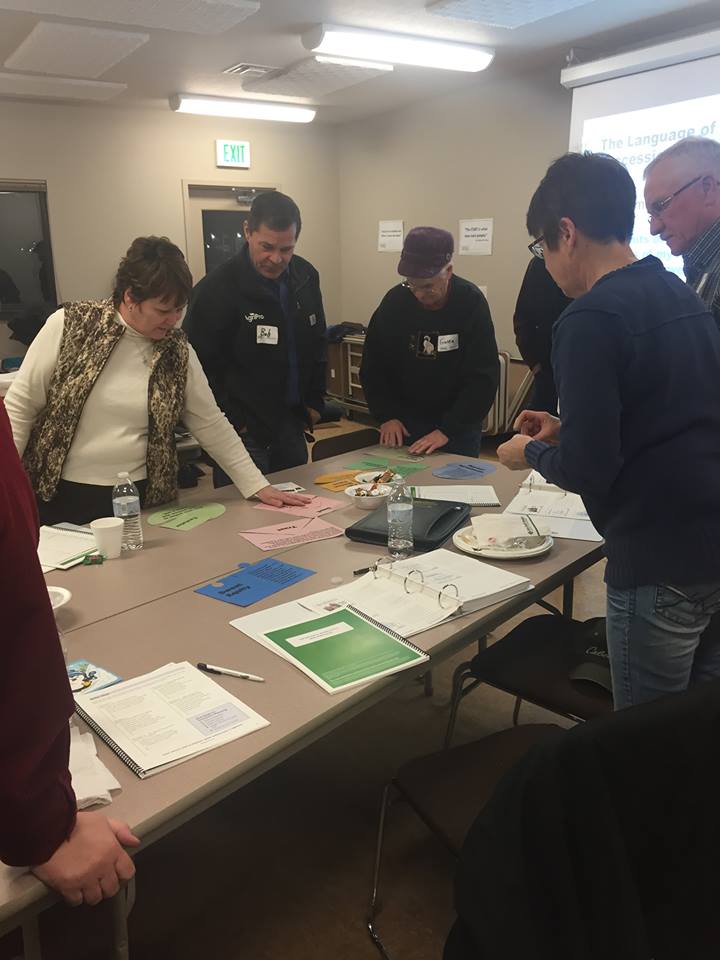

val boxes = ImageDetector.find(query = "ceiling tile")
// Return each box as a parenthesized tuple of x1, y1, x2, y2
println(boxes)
(427, 0, 595, 29)
(5, 22, 149, 78)
(0, 0, 261, 35)
(243, 57, 388, 98)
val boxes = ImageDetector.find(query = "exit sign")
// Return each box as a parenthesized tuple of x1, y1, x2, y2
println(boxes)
(215, 139, 251, 169)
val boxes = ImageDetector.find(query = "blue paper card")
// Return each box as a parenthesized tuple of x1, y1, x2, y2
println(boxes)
(195, 557, 315, 608)
(432, 461, 497, 480)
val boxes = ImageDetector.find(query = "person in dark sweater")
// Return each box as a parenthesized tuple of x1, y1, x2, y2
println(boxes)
(513, 257, 572, 414)
(498, 152, 720, 709)
(360, 227, 498, 457)
(0, 402, 139, 904)
(183, 191, 326, 477)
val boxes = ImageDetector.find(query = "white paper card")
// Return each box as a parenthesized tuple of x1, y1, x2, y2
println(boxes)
(257, 325, 278, 345)
(378, 220, 404, 252)
(437, 334, 459, 352)
(459, 218, 493, 255)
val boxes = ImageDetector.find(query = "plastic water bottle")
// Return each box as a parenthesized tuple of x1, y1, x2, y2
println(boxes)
(387, 479, 413, 559)
(112, 472, 144, 551)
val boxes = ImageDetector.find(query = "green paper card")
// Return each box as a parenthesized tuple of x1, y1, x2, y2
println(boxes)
(147, 503, 226, 531)
(343, 457, 426, 477)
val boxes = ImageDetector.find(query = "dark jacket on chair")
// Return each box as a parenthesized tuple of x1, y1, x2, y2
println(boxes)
(445, 679, 720, 960)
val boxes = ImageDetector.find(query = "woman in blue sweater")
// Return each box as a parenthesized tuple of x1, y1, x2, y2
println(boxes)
(499, 152, 720, 709)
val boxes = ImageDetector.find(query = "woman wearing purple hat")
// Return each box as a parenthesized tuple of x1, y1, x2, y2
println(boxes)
(360, 226, 498, 457)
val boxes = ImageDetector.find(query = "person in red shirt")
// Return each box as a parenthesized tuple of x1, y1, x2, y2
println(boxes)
(0, 401, 139, 905)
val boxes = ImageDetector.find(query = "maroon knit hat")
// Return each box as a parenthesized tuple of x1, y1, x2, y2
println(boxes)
(398, 226, 454, 279)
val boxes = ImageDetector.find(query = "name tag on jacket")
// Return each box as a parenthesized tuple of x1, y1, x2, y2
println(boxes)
(257, 325, 279, 345)
(438, 334, 459, 352)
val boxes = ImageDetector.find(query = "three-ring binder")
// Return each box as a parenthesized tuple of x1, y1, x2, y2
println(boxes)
(369, 559, 463, 614)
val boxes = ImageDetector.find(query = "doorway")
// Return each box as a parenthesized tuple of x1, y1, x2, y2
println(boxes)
(182, 181, 277, 282)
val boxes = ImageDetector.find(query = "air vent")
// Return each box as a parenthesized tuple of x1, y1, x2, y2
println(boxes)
(223, 62, 274, 79)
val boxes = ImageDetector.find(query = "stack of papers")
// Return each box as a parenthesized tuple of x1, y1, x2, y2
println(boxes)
(38, 525, 98, 572)
(408, 485, 500, 506)
(231, 605, 429, 694)
(74, 662, 269, 778)
(69, 727, 121, 809)
(504, 488, 602, 542)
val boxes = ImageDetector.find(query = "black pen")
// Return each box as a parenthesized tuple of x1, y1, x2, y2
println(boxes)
(197, 662, 265, 682)
(353, 566, 371, 576)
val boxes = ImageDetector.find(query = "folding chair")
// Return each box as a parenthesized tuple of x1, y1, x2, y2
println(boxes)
(310, 427, 380, 462)
(445, 615, 613, 748)
(366, 723, 561, 959)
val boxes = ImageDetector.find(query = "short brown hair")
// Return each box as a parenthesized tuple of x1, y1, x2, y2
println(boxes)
(112, 236, 192, 308)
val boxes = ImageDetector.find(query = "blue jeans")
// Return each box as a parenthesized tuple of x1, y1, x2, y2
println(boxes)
(606, 582, 720, 709)
(213, 414, 308, 486)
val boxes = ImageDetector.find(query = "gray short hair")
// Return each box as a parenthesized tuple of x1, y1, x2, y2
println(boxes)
(644, 136, 720, 179)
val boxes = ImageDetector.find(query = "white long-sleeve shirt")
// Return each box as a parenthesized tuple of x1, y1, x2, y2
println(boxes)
(5, 308, 268, 498)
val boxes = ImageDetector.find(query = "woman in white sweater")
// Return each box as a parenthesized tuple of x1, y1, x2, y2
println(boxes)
(5, 236, 307, 524)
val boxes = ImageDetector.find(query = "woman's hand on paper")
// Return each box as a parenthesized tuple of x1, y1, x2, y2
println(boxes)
(32, 811, 140, 906)
(255, 485, 311, 508)
(513, 410, 561, 443)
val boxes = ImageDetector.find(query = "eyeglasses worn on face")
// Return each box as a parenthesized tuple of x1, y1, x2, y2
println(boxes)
(646, 174, 703, 222)
(402, 273, 446, 293)
(528, 236, 545, 260)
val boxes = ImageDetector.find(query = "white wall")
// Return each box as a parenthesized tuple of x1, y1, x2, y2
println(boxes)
(337, 65, 571, 353)
(0, 66, 570, 360)
(0, 99, 341, 316)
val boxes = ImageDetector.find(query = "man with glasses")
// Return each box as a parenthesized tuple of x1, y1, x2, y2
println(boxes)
(497, 151, 720, 709)
(360, 227, 498, 457)
(644, 136, 720, 324)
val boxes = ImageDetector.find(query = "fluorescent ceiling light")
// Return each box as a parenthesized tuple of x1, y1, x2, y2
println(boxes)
(314, 54, 394, 71)
(170, 94, 315, 123)
(304, 24, 494, 73)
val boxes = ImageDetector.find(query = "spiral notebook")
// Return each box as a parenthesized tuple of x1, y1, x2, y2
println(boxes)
(38, 524, 99, 572)
(73, 661, 269, 778)
(231, 605, 429, 694)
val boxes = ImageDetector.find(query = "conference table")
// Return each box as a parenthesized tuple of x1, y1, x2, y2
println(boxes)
(0, 447, 604, 958)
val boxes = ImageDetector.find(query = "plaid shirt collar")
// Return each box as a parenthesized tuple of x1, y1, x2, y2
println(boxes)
(683, 217, 720, 280)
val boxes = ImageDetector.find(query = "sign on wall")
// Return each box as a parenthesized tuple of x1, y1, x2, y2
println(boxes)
(215, 139, 251, 169)
(459, 218, 493, 255)
(378, 220, 404, 252)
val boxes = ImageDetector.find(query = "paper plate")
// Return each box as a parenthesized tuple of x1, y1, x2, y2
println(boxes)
(452, 525, 553, 560)
(47, 586, 72, 610)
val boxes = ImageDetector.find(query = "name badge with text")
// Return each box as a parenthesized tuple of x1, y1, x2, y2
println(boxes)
(438, 334, 459, 352)
(257, 325, 279, 345)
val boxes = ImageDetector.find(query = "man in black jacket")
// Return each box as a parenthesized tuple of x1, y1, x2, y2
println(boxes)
(360, 227, 498, 457)
(183, 192, 326, 477)
(513, 257, 572, 414)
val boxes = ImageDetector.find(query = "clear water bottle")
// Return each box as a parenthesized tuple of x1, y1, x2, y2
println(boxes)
(387, 479, 413, 559)
(112, 472, 144, 551)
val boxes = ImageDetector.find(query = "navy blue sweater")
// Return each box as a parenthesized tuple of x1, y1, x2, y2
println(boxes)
(526, 256, 720, 588)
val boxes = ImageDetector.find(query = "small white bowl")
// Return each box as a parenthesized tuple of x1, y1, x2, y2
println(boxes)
(355, 470, 402, 485)
(345, 483, 392, 510)
(47, 586, 72, 611)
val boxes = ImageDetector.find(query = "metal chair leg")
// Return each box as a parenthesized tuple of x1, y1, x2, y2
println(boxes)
(111, 877, 136, 960)
(22, 916, 42, 960)
(512, 696, 523, 726)
(367, 782, 397, 960)
(444, 662, 471, 749)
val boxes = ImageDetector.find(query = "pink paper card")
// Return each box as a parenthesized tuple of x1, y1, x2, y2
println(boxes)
(253, 494, 345, 519)
(239, 517, 344, 551)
